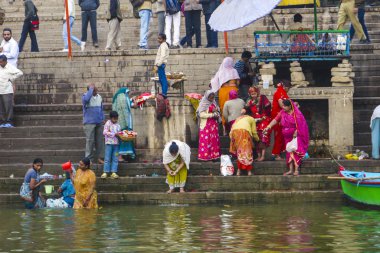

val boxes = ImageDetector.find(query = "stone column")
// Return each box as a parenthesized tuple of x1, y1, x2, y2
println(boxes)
(328, 89, 354, 153)
(331, 59, 355, 87)
(290, 61, 309, 88)
(258, 62, 276, 87)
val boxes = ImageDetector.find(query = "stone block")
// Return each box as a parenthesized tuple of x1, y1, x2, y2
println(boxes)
(291, 81, 309, 87)
(259, 68, 276, 75)
(261, 63, 275, 69)
(290, 61, 300, 67)
(291, 71, 306, 82)
(290, 67, 302, 72)
(331, 76, 352, 83)
(342, 59, 349, 64)
(338, 63, 353, 68)
(331, 71, 351, 77)
(259, 81, 274, 86)
(332, 82, 354, 87)
(261, 74, 273, 82)
(331, 67, 352, 72)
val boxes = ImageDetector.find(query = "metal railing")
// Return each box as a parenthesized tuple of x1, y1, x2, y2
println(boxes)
(254, 30, 350, 61)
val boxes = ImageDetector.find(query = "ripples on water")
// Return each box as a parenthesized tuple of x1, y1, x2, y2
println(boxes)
(0, 203, 380, 252)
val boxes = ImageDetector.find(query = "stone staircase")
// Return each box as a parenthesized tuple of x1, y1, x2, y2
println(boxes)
(1, 4, 380, 205)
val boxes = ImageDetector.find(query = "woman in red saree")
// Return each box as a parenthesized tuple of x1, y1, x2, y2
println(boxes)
(265, 99, 309, 176)
(246, 86, 271, 161)
(271, 80, 291, 160)
(196, 90, 221, 161)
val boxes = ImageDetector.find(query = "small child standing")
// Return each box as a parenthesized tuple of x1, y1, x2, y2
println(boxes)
(102, 111, 121, 179)
(154, 34, 170, 98)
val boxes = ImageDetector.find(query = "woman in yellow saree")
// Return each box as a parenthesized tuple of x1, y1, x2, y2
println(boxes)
(73, 157, 98, 209)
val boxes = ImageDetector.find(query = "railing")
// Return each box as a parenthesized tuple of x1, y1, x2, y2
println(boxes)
(254, 30, 350, 61)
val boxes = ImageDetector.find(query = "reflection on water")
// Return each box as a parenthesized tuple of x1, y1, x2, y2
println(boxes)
(1, 203, 380, 252)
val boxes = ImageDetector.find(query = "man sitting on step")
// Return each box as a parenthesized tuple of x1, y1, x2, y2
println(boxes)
(0, 55, 23, 128)
(82, 83, 105, 164)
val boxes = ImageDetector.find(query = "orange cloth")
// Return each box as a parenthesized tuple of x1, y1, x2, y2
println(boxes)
(218, 82, 238, 126)
(229, 128, 254, 171)
(73, 169, 98, 209)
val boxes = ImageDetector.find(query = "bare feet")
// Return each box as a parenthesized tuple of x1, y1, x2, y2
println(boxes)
(293, 171, 299, 176)
(236, 169, 241, 176)
(180, 188, 185, 193)
(247, 171, 252, 176)
(98, 159, 104, 164)
(166, 189, 174, 194)
(273, 156, 284, 161)
(256, 157, 265, 162)
(283, 171, 293, 176)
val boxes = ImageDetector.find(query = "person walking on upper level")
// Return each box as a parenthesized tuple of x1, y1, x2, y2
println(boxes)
(79, 0, 100, 50)
(0, 28, 19, 68)
(82, 84, 104, 164)
(138, 0, 154, 50)
(183, 0, 203, 48)
(350, 0, 371, 43)
(165, 0, 181, 48)
(18, 0, 39, 52)
(62, 0, 84, 52)
(198, 0, 219, 48)
(156, 0, 166, 35)
(0, 55, 23, 128)
(337, 0, 366, 43)
(105, 0, 123, 50)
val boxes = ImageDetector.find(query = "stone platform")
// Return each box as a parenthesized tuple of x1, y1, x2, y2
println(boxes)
(1, 159, 379, 205)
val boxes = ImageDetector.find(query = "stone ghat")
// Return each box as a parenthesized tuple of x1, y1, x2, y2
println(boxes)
(0, 159, 378, 205)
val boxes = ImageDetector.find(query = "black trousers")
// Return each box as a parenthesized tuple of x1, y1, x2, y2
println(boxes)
(185, 10, 201, 47)
(18, 20, 39, 52)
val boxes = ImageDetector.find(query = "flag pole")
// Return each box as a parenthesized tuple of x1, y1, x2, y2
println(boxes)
(64, 0, 72, 59)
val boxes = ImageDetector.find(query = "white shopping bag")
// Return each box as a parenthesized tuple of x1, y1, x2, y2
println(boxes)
(286, 137, 298, 153)
(220, 155, 235, 176)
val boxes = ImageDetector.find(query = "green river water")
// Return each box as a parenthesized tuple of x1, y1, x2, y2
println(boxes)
(1, 202, 380, 252)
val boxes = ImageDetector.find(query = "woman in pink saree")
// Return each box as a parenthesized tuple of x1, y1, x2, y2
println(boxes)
(196, 90, 221, 161)
(264, 99, 309, 176)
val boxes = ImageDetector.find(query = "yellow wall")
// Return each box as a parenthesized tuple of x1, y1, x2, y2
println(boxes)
(278, 0, 320, 6)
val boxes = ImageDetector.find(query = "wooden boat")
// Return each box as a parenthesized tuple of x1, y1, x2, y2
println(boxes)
(336, 170, 380, 206)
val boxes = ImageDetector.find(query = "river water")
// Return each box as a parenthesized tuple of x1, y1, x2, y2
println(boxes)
(1, 202, 380, 252)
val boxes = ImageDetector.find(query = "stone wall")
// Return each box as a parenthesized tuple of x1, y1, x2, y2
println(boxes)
(16, 49, 241, 102)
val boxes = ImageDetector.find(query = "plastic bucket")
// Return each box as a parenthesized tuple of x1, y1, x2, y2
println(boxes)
(45, 185, 54, 194)
(62, 161, 72, 171)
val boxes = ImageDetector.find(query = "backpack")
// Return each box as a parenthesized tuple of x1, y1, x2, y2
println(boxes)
(166, 0, 181, 15)
(129, 0, 145, 8)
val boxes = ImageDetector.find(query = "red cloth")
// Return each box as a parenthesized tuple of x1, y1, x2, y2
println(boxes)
(247, 95, 271, 146)
(271, 86, 289, 155)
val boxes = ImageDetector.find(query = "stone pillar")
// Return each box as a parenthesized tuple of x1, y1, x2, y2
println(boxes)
(331, 59, 355, 87)
(328, 90, 354, 153)
(290, 61, 309, 88)
(258, 62, 276, 87)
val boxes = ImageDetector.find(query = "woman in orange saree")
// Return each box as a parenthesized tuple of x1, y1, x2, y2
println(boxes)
(210, 57, 240, 135)
(73, 158, 98, 209)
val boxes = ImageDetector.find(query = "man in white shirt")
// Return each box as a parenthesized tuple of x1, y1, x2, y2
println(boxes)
(0, 55, 23, 128)
(0, 28, 19, 68)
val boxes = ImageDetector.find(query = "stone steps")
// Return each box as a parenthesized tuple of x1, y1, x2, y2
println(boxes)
(14, 92, 115, 104)
(0, 159, 377, 178)
(0, 126, 84, 138)
(0, 190, 342, 205)
(0, 174, 341, 193)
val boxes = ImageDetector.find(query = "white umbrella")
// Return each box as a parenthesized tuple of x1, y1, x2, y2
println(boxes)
(208, 0, 282, 32)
